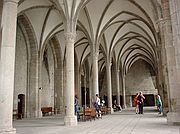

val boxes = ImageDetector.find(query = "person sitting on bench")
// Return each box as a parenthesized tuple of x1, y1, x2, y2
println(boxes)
(113, 100, 122, 112)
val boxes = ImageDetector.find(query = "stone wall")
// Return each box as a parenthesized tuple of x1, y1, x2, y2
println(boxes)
(125, 60, 157, 96)
(41, 45, 54, 107)
(100, 60, 157, 96)
(14, 26, 27, 109)
(14, 27, 55, 111)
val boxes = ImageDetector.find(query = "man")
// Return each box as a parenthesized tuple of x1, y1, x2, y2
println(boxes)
(138, 91, 145, 114)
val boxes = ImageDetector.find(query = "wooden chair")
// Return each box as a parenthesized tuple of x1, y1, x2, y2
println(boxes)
(41, 107, 53, 116)
(84, 108, 92, 121)
(100, 106, 108, 115)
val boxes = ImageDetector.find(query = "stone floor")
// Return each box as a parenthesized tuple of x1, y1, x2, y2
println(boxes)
(13, 107, 180, 134)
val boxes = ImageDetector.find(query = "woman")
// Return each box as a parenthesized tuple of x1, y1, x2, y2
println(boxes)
(134, 93, 139, 114)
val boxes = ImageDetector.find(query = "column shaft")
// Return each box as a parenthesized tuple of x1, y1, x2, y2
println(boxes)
(37, 58, 42, 117)
(89, 73, 92, 107)
(92, 50, 99, 99)
(116, 69, 120, 106)
(122, 76, 126, 108)
(106, 61, 113, 113)
(167, 0, 180, 125)
(0, 0, 18, 133)
(64, 32, 77, 126)
(0, 0, 2, 52)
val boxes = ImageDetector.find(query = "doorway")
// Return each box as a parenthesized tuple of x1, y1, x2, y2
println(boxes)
(18, 94, 25, 119)
(81, 87, 89, 107)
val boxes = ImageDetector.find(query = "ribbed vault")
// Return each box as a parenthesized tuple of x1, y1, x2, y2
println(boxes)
(78, 0, 161, 80)
(16, 0, 162, 114)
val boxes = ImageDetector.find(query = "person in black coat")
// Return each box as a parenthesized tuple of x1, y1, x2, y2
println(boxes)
(138, 91, 145, 114)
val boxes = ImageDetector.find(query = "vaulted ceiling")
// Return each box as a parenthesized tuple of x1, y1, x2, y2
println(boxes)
(17, 0, 162, 75)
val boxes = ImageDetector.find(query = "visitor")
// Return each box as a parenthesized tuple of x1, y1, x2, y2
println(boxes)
(95, 94, 101, 118)
(138, 91, 145, 114)
(74, 95, 78, 114)
(134, 93, 139, 114)
(157, 94, 162, 114)
(74, 95, 80, 121)
(113, 100, 122, 112)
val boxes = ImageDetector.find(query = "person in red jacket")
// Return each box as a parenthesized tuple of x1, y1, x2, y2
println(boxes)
(134, 93, 139, 114)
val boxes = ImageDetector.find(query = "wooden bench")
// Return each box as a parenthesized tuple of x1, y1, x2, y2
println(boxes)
(83, 107, 97, 121)
(90, 108, 96, 120)
(100, 106, 108, 115)
(41, 107, 53, 116)
(84, 108, 92, 121)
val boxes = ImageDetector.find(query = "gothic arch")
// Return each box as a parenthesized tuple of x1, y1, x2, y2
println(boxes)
(17, 14, 39, 117)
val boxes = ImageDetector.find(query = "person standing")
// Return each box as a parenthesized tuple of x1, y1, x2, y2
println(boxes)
(134, 93, 139, 114)
(138, 91, 145, 114)
(74, 95, 78, 115)
(157, 94, 162, 114)
(95, 94, 101, 118)
(74, 95, 80, 121)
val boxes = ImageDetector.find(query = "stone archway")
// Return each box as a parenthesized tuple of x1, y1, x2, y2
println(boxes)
(17, 15, 39, 118)
(50, 37, 64, 114)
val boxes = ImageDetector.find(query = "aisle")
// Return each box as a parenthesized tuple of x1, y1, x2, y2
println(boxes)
(14, 107, 180, 134)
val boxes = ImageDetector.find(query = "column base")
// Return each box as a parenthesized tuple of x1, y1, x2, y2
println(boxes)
(162, 107, 168, 116)
(0, 128, 16, 134)
(64, 115, 77, 126)
(167, 112, 180, 125)
(123, 105, 127, 109)
(108, 107, 114, 114)
(38, 110, 42, 118)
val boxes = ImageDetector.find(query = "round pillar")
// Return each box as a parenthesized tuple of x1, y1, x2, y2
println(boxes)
(0, 0, 19, 133)
(64, 32, 77, 126)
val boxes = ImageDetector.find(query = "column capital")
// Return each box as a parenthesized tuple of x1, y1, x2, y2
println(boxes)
(92, 51, 99, 61)
(4, 0, 19, 3)
(64, 32, 76, 43)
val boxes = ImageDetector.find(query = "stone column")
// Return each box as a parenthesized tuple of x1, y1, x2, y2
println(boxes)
(0, 0, 18, 133)
(166, 0, 180, 125)
(74, 66, 78, 98)
(59, 58, 64, 114)
(156, 54, 169, 114)
(116, 69, 121, 107)
(75, 67, 81, 106)
(54, 65, 64, 114)
(157, 0, 171, 116)
(37, 58, 42, 118)
(0, 0, 3, 52)
(84, 73, 87, 107)
(64, 32, 77, 126)
(37, 87, 42, 117)
(89, 72, 93, 107)
(122, 75, 126, 108)
(92, 50, 99, 99)
(106, 60, 113, 113)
